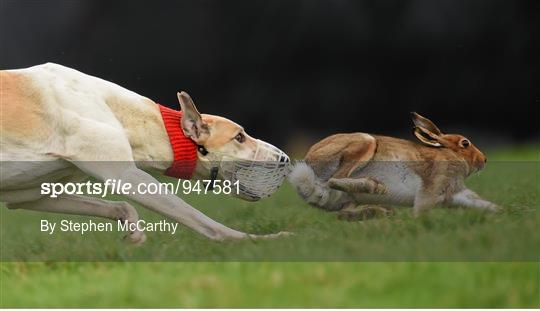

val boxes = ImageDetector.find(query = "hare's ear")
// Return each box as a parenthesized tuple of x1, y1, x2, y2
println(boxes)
(177, 91, 210, 144)
(411, 112, 442, 135)
(413, 127, 442, 147)
(411, 112, 443, 147)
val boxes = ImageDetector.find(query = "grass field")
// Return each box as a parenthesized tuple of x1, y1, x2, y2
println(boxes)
(0, 146, 539, 307)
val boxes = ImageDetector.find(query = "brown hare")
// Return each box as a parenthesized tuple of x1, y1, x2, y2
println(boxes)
(289, 112, 501, 218)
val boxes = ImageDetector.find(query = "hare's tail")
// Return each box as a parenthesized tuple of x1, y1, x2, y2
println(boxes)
(289, 162, 337, 209)
(289, 162, 322, 198)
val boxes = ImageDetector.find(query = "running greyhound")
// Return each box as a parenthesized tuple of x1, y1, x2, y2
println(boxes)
(0, 63, 290, 244)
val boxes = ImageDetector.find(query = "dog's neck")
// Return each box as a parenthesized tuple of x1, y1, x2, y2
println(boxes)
(113, 97, 211, 180)
(154, 103, 222, 181)
(157, 105, 199, 179)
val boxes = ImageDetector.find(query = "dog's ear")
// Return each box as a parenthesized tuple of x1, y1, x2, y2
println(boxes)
(177, 91, 210, 144)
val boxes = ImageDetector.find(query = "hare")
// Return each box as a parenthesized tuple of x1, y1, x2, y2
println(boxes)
(289, 112, 501, 218)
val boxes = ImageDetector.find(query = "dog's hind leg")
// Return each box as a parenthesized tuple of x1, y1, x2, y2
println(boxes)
(6, 193, 146, 244)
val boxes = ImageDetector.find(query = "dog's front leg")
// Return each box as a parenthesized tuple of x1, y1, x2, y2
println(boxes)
(73, 162, 284, 240)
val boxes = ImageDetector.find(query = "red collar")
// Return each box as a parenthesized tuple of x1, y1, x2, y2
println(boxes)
(158, 104, 198, 179)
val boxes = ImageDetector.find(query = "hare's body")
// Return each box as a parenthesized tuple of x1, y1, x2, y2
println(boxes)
(289, 114, 500, 217)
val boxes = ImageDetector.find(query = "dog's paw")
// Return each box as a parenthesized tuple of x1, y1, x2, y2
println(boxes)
(124, 231, 147, 245)
(249, 231, 294, 240)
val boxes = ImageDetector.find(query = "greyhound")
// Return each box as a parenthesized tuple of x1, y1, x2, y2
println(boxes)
(0, 63, 289, 244)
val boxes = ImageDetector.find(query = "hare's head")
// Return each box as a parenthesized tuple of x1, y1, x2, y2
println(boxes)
(411, 112, 487, 174)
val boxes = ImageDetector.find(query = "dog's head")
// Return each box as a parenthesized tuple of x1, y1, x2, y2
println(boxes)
(178, 91, 289, 201)
(178, 91, 271, 161)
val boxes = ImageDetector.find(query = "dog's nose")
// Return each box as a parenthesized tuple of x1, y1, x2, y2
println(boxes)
(484, 158, 487, 164)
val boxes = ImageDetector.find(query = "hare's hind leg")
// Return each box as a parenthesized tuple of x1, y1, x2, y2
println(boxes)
(328, 177, 387, 195)
(327, 177, 391, 220)
(305, 133, 376, 179)
(451, 189, 501, 213)
(337, 202, 394, 221)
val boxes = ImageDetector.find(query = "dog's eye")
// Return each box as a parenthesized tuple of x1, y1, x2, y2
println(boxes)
(235, 133, 245, 143)
(460, 139, 470, 148)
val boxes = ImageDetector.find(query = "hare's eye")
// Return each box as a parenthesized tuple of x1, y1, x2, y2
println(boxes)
(235, 133, 245, 143)
(460, 139, 470, 148)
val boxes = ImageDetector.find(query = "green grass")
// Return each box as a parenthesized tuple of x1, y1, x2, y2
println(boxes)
(1, 262, 538, 307)
(1, 146, 539, 307)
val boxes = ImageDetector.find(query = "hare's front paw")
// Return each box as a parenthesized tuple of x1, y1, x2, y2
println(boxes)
(328, 177, 387, 195)
(368, 179, 387, 195)
(487, 204, 503, 213)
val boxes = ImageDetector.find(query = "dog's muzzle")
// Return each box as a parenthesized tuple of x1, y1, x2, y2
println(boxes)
(218, 140, 290, 201)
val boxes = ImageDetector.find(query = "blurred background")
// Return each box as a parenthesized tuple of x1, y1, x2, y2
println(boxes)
(1, 0, 538, 156)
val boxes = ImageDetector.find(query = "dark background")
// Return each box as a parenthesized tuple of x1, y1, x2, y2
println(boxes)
(1, 0, 538, 152)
